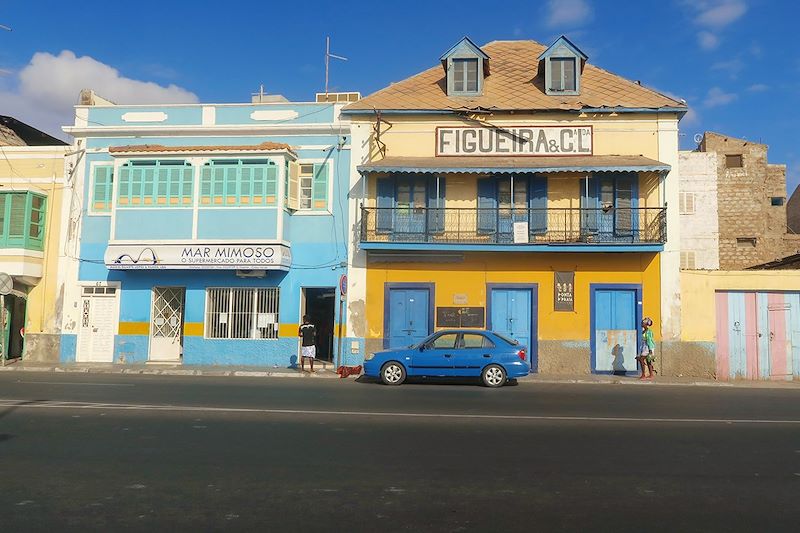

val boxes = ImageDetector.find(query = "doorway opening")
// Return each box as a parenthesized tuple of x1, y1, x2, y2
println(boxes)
(2, 293, 26, 360)
(301, 288, 336, 362)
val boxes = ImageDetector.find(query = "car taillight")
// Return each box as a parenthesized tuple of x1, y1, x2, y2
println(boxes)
(517, 349, 526, 361)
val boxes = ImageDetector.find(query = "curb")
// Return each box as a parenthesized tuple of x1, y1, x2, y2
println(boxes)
(0, 365, 339, 379)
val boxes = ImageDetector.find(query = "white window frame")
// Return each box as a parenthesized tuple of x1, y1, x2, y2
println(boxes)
(204, 287, 280, 340)
(292, 159, 333, 215)
(298, 163, 314, 210)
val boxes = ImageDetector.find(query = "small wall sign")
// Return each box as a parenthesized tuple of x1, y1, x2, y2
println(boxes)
(554, 271, 575, 312)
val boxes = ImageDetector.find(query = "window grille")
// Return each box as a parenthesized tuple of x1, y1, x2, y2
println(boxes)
(205, 288, 279, 339)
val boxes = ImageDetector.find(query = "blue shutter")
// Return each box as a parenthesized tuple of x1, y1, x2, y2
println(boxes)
(581, 176, 598, 235)
(427, 176, 446, 234)
(477, 177, 497, 233)
(376, 177, 394, 233)
(528, 175, 547, 235)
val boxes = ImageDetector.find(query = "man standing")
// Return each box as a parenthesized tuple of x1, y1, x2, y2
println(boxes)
(299, 315, 317, 372)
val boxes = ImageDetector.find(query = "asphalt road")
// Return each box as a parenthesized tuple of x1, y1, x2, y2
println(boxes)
(0, 373, 798, 532)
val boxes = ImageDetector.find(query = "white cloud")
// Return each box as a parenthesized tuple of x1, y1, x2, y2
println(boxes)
(684, 1, 748, 51)
(703, 86, 738, 107)
(747, 83, 769, 92)
(680, 107, 701, 127)
(545, 0, 593, 29)
(711, 58, 744, 78)
(695, 0, 747, 28)
(0, 50, 197, 140)
(698, 31, 720, 50)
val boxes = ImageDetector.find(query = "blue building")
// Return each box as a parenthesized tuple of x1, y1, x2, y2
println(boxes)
(60, 90, 361, 366)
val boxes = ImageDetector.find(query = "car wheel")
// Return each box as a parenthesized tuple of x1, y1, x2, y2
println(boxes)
(481, 364, 507, 388)
(380, 361, 406, 386)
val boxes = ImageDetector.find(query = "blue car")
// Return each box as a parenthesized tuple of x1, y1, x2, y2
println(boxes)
(363, 329, 530, 387)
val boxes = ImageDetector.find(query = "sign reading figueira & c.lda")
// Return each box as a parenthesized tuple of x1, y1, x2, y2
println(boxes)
(436, 126, 592, 156)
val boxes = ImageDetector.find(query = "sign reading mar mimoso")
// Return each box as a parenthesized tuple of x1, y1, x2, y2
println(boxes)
(436, 126, 592, 156)
(104, 243, 292, 270)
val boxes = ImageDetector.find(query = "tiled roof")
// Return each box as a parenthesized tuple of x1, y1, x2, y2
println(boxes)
(344, 40, 685, 113)
(108, 142, 295, 154)
(358, 155, 670, 174)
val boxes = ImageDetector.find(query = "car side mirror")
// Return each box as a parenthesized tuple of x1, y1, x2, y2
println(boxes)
(418, 344, 427, 352)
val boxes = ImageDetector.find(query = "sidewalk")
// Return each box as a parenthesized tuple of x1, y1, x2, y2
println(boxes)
(0, 360, 339, 379)
(0, 359, 798, 388)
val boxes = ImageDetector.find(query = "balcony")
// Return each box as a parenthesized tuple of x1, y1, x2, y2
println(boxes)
(360, 206, 666, 250)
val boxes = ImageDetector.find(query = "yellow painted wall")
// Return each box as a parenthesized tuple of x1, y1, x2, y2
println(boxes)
(681, 270, 800, 342)
(361, 114, 665, 161)
(0, 147, 67, 337)
(365, 252, 661, 342)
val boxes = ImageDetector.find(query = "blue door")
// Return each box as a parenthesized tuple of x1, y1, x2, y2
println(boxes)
(593, 288, 638, 373)
(409, 331, 457, 376)
(387, 288, 430, 349)
(490, 289, 532, 354)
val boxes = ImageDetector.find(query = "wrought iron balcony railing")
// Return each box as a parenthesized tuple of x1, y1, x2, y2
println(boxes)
(360, 206, 667, 245)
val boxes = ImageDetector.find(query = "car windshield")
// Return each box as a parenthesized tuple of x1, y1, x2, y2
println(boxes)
(492, 332, 520, 346)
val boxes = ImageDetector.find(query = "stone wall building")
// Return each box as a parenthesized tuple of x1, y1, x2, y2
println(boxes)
(679, 132, 796, 270)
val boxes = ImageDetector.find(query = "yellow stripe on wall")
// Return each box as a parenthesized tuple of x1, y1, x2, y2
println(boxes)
(183, 322, 204, 337)
(118, 322, 149, 335)
(279, 323, 299, 338)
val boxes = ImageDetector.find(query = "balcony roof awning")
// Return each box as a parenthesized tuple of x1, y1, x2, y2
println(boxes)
(358, 155, 670, 174)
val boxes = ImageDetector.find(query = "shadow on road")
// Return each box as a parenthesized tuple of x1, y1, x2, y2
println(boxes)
(354, 375, 519, 387)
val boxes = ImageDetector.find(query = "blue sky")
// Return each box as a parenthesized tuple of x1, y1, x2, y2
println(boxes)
(1, 0, 799, 191)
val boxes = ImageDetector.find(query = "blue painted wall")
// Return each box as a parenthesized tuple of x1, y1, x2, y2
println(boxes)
(70, 101, 354, 366)
(197, 209, 278, 240)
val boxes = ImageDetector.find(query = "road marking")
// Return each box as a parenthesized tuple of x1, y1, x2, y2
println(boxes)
(0, 398, 798, 425)
(16, 381, 135, 387)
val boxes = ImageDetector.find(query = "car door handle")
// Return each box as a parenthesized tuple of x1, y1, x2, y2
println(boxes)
(483, 354, 491, 358)
(444, 353, 452, 358)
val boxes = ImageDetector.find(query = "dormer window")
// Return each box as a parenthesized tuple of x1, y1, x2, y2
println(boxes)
(539, 35, 587, 96)
(549, 57, 576, 92)
(440, 36, 489, 97)
(453, 58, 479, 93)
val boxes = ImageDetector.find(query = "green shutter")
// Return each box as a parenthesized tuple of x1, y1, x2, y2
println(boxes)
(200, 167, 212, 205)
(118, 166, 130, 205)
(311, 163, 328, 211)
(92, 166, 112, 213)
(265, 165, 277, 205)
(0, 192, 45, 250)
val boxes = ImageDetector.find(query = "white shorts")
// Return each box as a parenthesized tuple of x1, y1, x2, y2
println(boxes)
(301, 345, 316, 359)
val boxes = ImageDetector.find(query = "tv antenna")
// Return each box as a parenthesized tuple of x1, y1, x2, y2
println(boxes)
(324, 36, 348, 97)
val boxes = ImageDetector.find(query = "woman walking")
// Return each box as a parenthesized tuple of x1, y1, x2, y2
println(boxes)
(637, 317, 657, 380)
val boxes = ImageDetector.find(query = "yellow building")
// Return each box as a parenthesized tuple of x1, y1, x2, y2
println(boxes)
(0, 116, 69, 362)
(343, 36, 685, 374)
